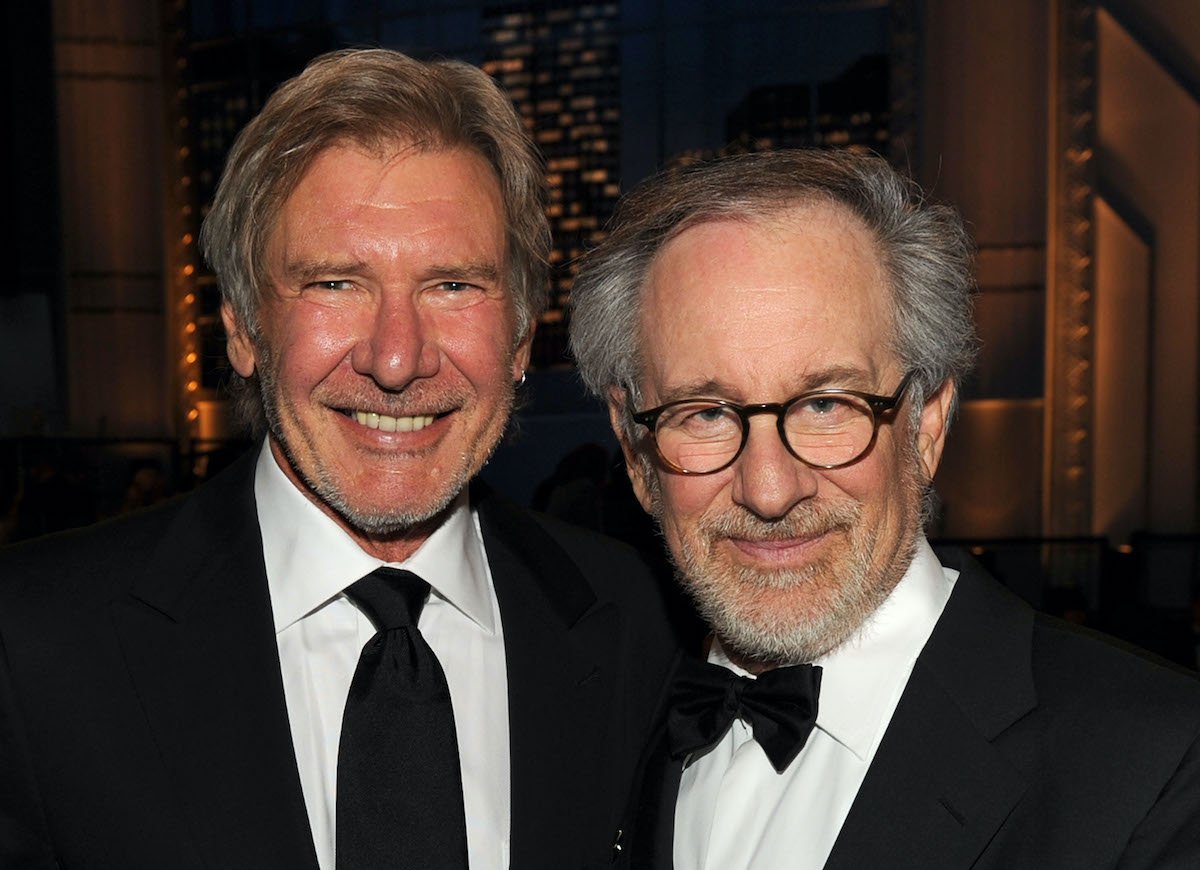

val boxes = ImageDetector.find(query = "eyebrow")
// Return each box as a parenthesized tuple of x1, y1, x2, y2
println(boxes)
(421, 261, 502, 285)
(280, 258, 503, 286)
(281, 258, 369, 285)
(655, 364, 879, 405)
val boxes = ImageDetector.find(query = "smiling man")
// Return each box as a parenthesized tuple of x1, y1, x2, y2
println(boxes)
(0, 50, 675, 870)
(570, 149, 1200, 869)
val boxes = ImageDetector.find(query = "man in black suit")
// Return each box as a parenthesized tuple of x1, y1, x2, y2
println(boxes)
(569, 148, 1200, 868)
(0, 49, 675, 870)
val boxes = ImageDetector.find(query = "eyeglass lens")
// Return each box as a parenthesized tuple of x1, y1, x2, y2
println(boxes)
(654, 394, 876, 473)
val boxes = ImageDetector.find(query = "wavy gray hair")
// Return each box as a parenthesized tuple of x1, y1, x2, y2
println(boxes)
(569, 148, 977, 439)
(200, 48, 550, 430)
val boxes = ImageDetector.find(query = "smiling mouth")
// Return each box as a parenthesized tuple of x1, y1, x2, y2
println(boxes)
(730, 531, 827, 553)
(348, 410, 438, 433)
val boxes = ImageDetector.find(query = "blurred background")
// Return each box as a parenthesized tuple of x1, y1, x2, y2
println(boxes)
(3, 0, 1199, 664)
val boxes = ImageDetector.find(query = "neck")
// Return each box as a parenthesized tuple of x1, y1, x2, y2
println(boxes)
(346, 515, 447, 563)
(714, 635, 792, 675)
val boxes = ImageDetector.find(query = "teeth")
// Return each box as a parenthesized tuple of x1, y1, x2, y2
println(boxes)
(353, 411, 436, 432)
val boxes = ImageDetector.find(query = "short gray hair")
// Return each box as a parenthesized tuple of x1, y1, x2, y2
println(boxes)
(569, 148, 977, 437)
(200, 48, 550, 429)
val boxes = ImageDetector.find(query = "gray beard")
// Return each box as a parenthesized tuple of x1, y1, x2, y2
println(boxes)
(647, 457, 923, 666)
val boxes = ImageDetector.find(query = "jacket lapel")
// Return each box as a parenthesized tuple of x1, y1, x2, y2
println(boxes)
(112, 451, 319, 870)
(825, 554, 1038, 869)
(477, 490, 623, 869)
(626, 702, 684, 870)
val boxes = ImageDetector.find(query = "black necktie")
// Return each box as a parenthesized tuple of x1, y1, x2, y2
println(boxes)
(336, 568, 468, 870)
(666, 655, 822, 773)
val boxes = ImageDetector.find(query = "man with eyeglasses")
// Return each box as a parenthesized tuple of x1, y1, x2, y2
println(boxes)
(570, 148, 1200, 869)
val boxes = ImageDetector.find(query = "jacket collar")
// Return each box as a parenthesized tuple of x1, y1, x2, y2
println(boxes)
(825, 550, 1037, 868)
(114, 449, 320, 869)
(473, 482, 622, 867)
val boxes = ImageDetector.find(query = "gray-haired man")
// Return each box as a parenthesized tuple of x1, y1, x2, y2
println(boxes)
(570, 148, 1200, 869)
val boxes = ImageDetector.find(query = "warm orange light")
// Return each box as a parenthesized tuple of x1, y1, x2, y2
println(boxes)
(185, 352, 198, 364)
(183, 264, 194, 276)
(182, 233, 193, 245)
(185, 322, 196, 334)
(184, 293, 196, 305)
(187, 380, 199, 392)
(187, 408, 199, 421)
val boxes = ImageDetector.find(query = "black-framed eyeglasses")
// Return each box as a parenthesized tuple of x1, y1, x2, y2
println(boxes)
(631, 372, 914, 475)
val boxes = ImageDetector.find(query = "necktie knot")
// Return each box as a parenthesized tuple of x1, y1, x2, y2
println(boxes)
(344, 567, 429, 630)
(722, 674, 749, 714)
(666, 656, 822, 773)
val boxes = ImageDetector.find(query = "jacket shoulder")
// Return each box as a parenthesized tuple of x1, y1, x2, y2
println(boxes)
(1031, 613, 1200, 725)
(0, 450, 258, 619)
(528, 511, 661, 593)
(0, 497, 187, 610)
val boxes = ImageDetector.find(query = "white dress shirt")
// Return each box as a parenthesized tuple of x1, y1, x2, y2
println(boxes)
(673, 538, 957, 870)
(254, 444, 510, 870)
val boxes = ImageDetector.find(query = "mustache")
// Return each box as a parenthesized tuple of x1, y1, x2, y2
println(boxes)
(699, 499, 862, 541)
(312, 380, 486, 417)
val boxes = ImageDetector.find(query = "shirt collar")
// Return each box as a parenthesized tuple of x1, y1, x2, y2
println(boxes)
(709, 537, 956, 762)
(254, 442, 496, 635)
(813, 537, 956, 759)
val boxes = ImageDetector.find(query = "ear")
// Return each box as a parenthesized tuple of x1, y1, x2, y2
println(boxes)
(221, 302, 257, 378)
(511, 317, 535, 381)
(606, 387, 656, 515)
(915, 378, 955, 479)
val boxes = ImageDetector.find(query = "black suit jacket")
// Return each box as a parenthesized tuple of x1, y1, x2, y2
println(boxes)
(623, 550, 1200, 869)
(0, 450, 677, 869)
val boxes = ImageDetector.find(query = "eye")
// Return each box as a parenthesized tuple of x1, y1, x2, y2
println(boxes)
(803, 396, 841, 415)
(691, 406, 729, 424)
(664, 403, 740, 438)
(425, 279, 492, 309)
(789, 395, 862, 429)
(308, 279, 355, 291)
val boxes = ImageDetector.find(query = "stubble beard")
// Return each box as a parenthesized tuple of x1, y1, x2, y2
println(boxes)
(255, 342, 515, 537)
(647, 454, 926, 667)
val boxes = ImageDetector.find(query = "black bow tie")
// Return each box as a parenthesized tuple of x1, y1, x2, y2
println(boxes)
(666, 655, 822, 773)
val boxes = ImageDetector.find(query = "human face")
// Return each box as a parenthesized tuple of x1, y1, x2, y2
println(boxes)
(224, 143, 530, 559)
(613, 203, 952, 666)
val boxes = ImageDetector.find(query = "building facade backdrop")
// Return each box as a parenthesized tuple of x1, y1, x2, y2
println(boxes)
(5, 0, 1198, 552)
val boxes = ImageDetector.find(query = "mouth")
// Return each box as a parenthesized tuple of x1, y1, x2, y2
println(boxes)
(729, 530, 828, 555)
(344, 409, 441, 433)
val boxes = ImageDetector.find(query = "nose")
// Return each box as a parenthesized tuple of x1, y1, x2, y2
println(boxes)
(730, 415, 819, 520)
(349, 292, 440, 390)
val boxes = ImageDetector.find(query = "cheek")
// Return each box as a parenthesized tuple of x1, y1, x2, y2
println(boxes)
(818, 462, 878, 504)
(438, 310, 518, 384)
(658, 475, 729, 530)
(271, 305, 362, 377)
(825, 425, 909, 499)
(830, 443, 914, 532)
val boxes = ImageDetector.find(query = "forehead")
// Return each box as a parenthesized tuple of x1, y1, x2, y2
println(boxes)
(269, 141, 506, 264)
(638, 201, 895, 401)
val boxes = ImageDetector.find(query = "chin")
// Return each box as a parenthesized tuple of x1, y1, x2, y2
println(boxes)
(684, 569, 865, 664)
(319, 473, 466, 536)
